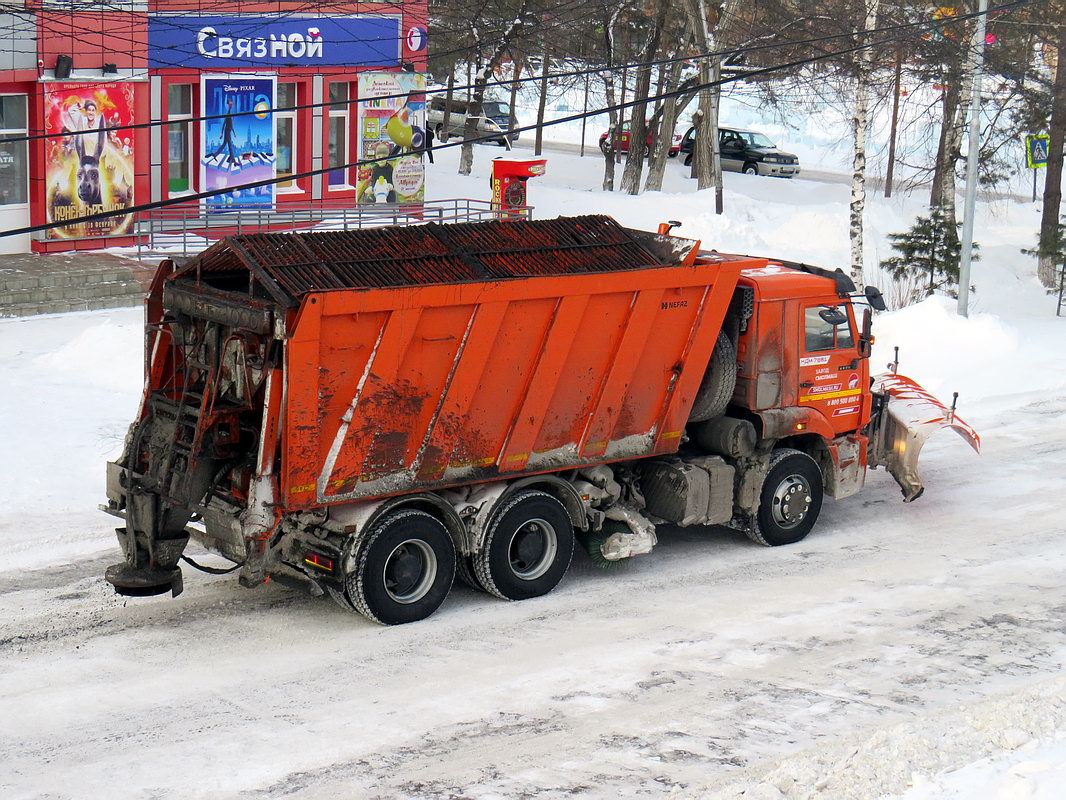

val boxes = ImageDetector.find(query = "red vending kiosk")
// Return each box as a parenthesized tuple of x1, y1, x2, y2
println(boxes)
(490, 157, 546, 219)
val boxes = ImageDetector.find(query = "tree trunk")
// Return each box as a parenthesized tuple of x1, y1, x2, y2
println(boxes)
(849, 0, 880, 285)
(508, 55, 524, 135)
(600, 8, 622, 191)
(685, 0, 729, 209)
(930, 74, 963, 227)
(441, 73, 455, 143)
(885, 48, 902, 198)
(620, 12, 664, 196)
(645, 60, 685, 192)
(458, 11, 528, 176)
(534, 44, 549, 156)
(602, 73, 618, 191)
(1038, 34, 1066, 287)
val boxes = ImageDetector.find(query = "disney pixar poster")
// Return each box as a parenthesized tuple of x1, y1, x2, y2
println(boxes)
(44, 83, 136, 239)
(356, 72, 426, 205)
(201, 75, 276, 212)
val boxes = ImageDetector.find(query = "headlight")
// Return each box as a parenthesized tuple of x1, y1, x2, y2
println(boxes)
(763, 156, 779, 163)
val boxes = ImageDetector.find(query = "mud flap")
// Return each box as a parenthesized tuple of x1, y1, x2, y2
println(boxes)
(869, 373, 980, 502)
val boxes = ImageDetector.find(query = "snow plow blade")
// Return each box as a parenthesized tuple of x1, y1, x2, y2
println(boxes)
(869, 373, 980, 502)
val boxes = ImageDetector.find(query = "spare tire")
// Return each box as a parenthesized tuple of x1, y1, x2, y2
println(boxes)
(688, 331, 737, 423)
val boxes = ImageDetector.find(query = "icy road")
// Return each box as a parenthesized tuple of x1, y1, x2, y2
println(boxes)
(2, 158, 1065, 797)
(1, 305, 1064, 799)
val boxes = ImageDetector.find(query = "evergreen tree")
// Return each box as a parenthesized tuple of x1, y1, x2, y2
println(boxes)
(879, 206, 978, 300)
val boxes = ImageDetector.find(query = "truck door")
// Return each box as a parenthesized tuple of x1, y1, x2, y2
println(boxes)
(798, 303, 865, 433)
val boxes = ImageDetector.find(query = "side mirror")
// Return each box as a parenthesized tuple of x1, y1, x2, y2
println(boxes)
(864, 285, 887, 312)
(818, 307, 849, 326)
(858, 307, 873, 357)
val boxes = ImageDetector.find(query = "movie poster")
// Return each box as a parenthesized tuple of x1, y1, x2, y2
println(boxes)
(356, 72, 426, 205)
(200, 75, 276, 212)
(44, 83, 136, 240)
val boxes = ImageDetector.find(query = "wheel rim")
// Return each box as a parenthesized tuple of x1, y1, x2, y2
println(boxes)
(745, 165, 757, 175)
(508, 518, 558, 580)
(383, 539, 437, 604)
(771, 474, 813, 529)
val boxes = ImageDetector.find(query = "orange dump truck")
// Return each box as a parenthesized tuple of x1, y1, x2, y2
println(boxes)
(103, 215, 978, 624)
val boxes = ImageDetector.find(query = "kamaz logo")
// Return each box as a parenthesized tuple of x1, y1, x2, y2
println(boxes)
(197, 26, 325, 60)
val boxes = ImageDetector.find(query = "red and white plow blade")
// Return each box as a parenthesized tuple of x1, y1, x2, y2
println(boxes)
(870, 373, 981, 502)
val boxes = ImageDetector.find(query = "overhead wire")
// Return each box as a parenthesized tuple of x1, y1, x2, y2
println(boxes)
(0, 0, 1033, 240)
(2, 0, 1029, 148)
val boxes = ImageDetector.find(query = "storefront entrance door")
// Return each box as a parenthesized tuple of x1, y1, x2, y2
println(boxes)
(0, 95, 30, 254)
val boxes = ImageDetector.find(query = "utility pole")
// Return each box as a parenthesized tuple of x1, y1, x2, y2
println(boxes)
(957, 0, 988, 318)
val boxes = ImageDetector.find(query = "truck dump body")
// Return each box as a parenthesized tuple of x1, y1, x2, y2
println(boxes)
(164, 216, 762, 511)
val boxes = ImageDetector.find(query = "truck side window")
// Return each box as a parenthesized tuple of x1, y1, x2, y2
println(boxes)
(805, 306, 856, 351)
(804, 307, 837, 351)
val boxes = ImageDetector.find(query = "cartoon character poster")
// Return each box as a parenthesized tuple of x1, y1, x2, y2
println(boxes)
(44, 83, 136, 239)
(356, 72, 426, 205)
(200, 75, 276, 212)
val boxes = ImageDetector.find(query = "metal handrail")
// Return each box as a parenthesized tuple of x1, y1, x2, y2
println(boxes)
(133, 198, 533, 261)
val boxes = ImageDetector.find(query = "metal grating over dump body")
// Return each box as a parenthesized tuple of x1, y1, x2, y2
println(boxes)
(172, 215, 689, 305)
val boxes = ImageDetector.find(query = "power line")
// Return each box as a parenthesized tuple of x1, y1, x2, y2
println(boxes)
(3, 0, 1027, 148)
(2, 7, 1028, 242)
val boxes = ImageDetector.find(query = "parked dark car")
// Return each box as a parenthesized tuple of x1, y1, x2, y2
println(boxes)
(679, 126, 801, 177)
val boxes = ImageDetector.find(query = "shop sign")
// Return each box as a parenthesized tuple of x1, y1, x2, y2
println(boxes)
(148, 15, 401, 69)
(200, 74, 276, 212)
(43, 83, 135, 239)
(356, 72, 426, 205)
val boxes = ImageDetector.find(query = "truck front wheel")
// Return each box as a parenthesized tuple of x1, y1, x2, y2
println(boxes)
(346, 509, 456, 625)
(475, 491, 575, 601)
(749, 449, 823, 546)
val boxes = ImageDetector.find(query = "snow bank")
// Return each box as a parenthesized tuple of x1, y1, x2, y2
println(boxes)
(871, 296, 1066, 407)
(684, 675, 1066, 799)
(0, 310, 143, 569)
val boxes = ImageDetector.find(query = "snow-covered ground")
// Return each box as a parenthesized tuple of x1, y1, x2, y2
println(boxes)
(1, 146, 1064, 799)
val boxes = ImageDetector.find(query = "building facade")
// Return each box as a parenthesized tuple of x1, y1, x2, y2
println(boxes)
(0, 1, 429, 254)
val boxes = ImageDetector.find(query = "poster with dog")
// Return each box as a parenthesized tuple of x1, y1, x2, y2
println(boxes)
(44, 83, 136, 239)
(201, 75, 276, 213)
(356, 72, 426, 205)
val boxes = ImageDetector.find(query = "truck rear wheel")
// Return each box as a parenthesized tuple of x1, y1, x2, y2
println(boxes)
(689, 331, 737, 423)
(346, 509, 456, 625)
(749, 449, 823, 547)
(474, 491, 575, 601)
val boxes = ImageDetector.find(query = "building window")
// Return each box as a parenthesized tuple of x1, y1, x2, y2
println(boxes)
(0, 96, 29, 206)
(167, 84, 194, 194)
(276, 83, 298, 191)
(328, 83, 349, 188)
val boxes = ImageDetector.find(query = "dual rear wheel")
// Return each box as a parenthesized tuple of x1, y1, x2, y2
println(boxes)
(345, 491, 575, 625)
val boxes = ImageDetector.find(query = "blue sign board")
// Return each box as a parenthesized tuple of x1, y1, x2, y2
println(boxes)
(1026, 134, 1050, 169)
(148, 14, 401, 69)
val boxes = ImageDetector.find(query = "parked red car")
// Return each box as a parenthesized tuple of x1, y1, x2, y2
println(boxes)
(599, 121, 682, 157)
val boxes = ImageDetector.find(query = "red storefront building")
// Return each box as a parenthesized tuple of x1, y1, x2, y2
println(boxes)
(0, 2, 429, 254)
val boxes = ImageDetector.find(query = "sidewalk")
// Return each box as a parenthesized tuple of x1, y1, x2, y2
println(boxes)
(0, 250, 157, 318)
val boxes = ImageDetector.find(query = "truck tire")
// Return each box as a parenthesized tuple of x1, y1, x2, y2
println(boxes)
(455, 555, 486, 591)
(688, 331, 737, 423)
(346, 509, 456, 625)
(748, 449, 823, 547)
(474, 490, 575, 601)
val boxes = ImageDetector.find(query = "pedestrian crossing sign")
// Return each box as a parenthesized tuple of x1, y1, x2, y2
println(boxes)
(1026, 134, 1050, 169)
